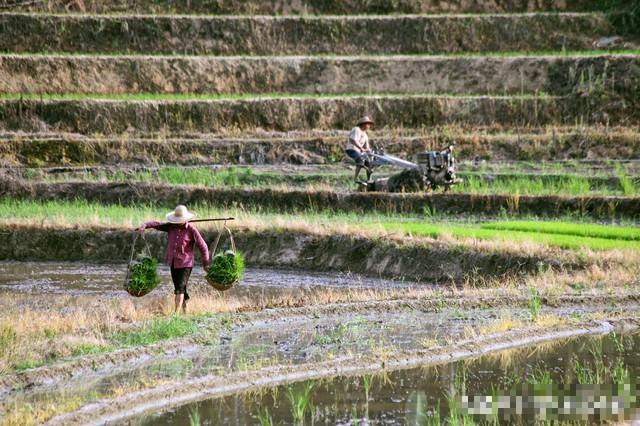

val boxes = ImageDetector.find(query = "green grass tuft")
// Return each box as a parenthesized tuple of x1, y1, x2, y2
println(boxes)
(112, 316, 198, 347)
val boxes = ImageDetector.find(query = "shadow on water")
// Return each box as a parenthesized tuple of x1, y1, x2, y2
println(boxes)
(139, 332, 640, 425)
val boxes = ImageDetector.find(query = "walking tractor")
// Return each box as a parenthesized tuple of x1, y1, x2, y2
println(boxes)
(360, 144, 461, 192)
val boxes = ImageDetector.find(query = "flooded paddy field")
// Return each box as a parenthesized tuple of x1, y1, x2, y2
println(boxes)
(0, 261, 416, 300)
(1, 258, 638, 425)
(141, 332, 640, 425)
(0, 0, 638, 424)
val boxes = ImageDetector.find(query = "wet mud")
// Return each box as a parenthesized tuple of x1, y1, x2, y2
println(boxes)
(0, 261, 418, 299)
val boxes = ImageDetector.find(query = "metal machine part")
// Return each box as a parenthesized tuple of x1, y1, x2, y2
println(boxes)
(365, 145, 459, 192)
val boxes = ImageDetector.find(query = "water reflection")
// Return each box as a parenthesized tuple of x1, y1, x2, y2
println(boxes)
(140, 333, 640, 425)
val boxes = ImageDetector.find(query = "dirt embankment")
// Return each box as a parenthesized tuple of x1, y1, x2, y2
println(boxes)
(1, 97, 636, 135)
(0, 13, 610, 55)
(0, 0, 612, 14)
(2, 55, 637, 96)
(0, 225, 590, 283)
(1, 179, 638, 219)
(2, 129, 638, 167)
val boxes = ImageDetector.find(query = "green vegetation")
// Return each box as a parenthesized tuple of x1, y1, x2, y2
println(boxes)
(286, 382, 314, 425)
(528, 288, 542, 321)
(482, 221, 640, 241)
(20, 164, 640, 196)
(206, 252, 245, 289)
(380, 222, 640, 251)
(126, 256, 161, 297)
(459, 175, 593, 196)
(1, 198, 638, 252)
(188, 405, 202, 426)
(257, 408, 274, 426)
(112, 315, 198, 347)
(70, 343, 110, 357)
(14, 359, 40, 371)
(98, 166, 349, 189)
(615, 164, 639, 196)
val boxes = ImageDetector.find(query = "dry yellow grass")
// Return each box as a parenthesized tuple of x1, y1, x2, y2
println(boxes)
(479, 314, 525, 335)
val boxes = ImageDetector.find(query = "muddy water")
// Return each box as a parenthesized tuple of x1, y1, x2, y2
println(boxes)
(0, 261, 418, 299)
(140, 332, 640, 425)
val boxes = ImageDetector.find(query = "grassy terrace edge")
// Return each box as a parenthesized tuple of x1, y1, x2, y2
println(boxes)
(0, 0, 625, 14)
(2, 49, 638, 58)
(2, 128, 639, 166)
(0, 221, 631, 287)
(2, 180, 639, 219)
(0, 12, 611, 55)
(1, 54, 637, 96)
(0, 96, 634, 134)
(6, 164, 639, 197)
(0, 92, 553, 101)
(1, 198, 639, 251)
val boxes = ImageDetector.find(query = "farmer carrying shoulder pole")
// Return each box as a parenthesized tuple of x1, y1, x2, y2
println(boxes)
(345, 116, 374, 183)
(139, 205, 209, 314)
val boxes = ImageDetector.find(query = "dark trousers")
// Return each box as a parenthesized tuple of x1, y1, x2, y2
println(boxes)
(170, 266, 192, 301)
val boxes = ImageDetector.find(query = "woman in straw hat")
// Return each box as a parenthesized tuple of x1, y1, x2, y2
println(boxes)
(139, 205, 209, 314)
(345, 116, 374, 183)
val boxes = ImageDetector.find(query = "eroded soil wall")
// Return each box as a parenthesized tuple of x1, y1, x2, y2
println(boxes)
(1, 129, 638, 167)
(0, 225, 581, 283)
(2, 55, 637, 96)
(0, 13, 610, 55)
(1, 97, 635, 134)
(0, 0, 612, 14)
(1, 180, 638, 219)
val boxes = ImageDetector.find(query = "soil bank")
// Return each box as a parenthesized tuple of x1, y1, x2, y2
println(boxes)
(0, 13, 610, 55)
(0, 225, 587, 283)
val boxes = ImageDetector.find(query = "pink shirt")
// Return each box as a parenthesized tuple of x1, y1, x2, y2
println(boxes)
(142, 221, 209, 269)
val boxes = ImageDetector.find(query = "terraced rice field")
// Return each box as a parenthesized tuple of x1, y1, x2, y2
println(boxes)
(0, 0, 639, 424)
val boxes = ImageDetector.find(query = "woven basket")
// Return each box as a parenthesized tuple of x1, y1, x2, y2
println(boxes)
(124, 233, 160, 297)
(206, 226, 240, 291)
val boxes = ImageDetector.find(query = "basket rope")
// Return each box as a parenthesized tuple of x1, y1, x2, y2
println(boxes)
(209, 222, 236, 257)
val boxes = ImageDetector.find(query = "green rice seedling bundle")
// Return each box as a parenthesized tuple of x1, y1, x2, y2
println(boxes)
(206, 250, 245, 291)
(126, 256, 161, 297)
